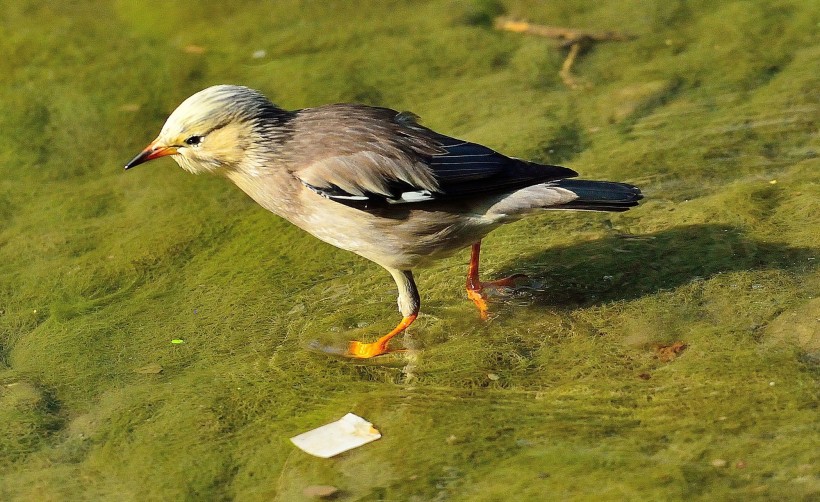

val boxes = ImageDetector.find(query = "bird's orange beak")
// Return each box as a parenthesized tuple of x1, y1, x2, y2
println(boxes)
(124, 141, 178, 170)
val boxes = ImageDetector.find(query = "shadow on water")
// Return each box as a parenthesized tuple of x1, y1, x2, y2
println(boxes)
(497, 224, 816, 308)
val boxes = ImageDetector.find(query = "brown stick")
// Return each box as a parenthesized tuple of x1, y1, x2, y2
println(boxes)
(494, 17, 635, 89)
(558, 42, 583, 89)
(494, 17, 634, 44)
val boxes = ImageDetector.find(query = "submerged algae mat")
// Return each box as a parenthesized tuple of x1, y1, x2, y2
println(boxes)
(0, 0, 818, 500)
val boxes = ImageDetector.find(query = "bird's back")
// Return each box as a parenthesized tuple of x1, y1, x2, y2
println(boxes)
(276, 104, 578, 209)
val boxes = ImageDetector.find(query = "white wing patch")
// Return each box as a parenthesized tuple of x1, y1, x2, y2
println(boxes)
(396, 190, 435, 203)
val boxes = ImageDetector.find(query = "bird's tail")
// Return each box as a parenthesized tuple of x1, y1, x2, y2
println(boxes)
(551, 179, 643, 212)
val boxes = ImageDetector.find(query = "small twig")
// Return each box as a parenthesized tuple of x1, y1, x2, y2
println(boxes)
(559, 42, 583, 89)
(494, 17, 634, 44)
(494, 16, 635, 89)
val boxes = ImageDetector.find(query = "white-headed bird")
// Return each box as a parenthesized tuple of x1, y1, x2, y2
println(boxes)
(126, 85, 642, 358)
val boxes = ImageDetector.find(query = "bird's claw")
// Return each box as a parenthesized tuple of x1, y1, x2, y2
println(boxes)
(482, 273, 530, 290)
(346, 340, 406, 359)
(307, 339, 404, 359)
(467, 273, 530, 320)
(466, 289, 490, 320)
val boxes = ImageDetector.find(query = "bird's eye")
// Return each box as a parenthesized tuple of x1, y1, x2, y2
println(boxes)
(184, 135, 203, 146)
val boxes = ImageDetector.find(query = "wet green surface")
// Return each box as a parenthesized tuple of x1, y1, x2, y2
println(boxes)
(0, 1, 818, 500)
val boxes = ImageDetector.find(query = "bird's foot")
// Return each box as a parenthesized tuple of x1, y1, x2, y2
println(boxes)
(309, 314, 417, 359)
(466, 274, 529, 320)
(346, 340, 405, 359)
(307, 340, 406, 361)
(482, 273, 529, 289)
(466, 289, 491, 320)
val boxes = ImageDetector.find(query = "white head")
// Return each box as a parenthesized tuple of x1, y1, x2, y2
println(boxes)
(125, 85, 290, 174)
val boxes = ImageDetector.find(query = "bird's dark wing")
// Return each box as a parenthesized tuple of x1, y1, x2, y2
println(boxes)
(423, 131, 577, 199)
(285, 105, 577, 209)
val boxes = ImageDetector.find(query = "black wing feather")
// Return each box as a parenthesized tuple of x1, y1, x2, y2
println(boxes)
(414, 128, 577, 200)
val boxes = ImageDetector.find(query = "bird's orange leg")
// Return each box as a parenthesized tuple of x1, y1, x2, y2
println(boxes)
(346, 314, 417, 358)
(344, 269, 420, 359)
(466, 241, 527, 320)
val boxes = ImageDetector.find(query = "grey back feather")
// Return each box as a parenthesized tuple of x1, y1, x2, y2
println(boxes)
(281, 105, 443, 197)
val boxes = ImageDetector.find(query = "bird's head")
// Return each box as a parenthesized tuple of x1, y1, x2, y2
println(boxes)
(125, 85, 289, 175)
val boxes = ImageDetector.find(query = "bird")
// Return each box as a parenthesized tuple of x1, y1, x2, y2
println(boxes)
(125, 85, 642, 358)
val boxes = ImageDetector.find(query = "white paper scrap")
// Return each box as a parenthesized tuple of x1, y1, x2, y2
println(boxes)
(290, 413, 381, 458)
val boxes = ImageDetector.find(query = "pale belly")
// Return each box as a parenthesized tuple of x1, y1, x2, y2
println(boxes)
(292, 194, 502, 270)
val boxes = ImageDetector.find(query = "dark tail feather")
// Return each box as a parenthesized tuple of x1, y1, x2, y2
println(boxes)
(552, 179, 643, 212)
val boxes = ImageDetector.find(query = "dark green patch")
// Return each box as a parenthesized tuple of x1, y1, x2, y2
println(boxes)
(454, 0, 507, 27)
(537, 121, 588, 164)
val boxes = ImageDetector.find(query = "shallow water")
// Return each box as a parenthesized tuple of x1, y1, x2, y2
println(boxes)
(1, 1, 818, 500)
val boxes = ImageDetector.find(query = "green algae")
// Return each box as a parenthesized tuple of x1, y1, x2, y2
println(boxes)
(1, 0, 818, 500)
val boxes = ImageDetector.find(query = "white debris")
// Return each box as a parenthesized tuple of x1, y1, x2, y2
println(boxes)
(290, 413, 381, 458)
